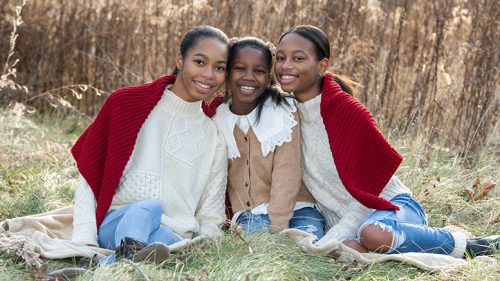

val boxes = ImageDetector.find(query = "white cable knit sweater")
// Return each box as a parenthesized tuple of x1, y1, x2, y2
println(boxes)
(296, 95, 411, 244)
(72, 89, 228, 246)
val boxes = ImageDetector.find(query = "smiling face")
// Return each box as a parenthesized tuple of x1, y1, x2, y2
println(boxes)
(229, 46, 270, 115)
(274, 33, 328, 102)
(171, 37, 228, 102)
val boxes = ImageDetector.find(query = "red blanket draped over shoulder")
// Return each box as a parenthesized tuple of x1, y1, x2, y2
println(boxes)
(71, 74, 225, 227)
(71, 75, 187, 226)
(320, 72, 401, 210)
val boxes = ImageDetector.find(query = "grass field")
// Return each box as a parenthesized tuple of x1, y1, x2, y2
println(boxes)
(0, 1, 499, 279)
(0, 106, 498, 280)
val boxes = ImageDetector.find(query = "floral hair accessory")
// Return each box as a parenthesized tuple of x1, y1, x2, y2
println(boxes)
(265, 41, 277, 56)
(228, 37, 239, 47)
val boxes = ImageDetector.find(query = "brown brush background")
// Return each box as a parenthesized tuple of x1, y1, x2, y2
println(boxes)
(1, 0, 498, 158)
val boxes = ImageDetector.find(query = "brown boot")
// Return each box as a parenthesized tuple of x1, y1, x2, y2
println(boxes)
(115, 237, 148, 260)
(132, 242, 170, 263)
(116, 237, 170, 263)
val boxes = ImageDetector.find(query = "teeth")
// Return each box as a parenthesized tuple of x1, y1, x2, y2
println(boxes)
(281, 75, 296, 79)
(195, 81, 211, 89)
(240, 86, 255, 91)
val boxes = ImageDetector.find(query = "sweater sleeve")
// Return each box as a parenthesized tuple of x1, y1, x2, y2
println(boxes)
(268, 111, 302, 229)
(72, 174, 99, 246)
(195, 134, 228, 237)
(316, 197, 371, 245)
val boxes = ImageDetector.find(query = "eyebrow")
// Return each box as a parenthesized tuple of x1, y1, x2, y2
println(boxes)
(192, 53, 227, 64)
(278, 49, 307, 54)
(233, 60, 267, 66)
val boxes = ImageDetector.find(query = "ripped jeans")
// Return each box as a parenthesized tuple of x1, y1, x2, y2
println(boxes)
(236, 207, 325, 239)
(357, 193, 456, 255)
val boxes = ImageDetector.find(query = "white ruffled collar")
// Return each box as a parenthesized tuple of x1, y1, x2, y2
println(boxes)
(213, 98, 298, 159)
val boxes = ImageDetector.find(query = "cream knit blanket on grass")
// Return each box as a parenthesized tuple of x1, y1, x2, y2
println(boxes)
(0, 207, 206, 267)
(281, 228, 467, 271)
(0, 207, 467, 271)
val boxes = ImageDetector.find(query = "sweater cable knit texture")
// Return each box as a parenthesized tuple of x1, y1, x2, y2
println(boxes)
(71, 75, 176, 226)
(71, 75, 219, 227)
(72, 88, 228, 245)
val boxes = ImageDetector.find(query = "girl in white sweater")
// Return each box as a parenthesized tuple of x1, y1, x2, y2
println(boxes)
(71, 26, 229, 264)
(273, 25, 499, 258)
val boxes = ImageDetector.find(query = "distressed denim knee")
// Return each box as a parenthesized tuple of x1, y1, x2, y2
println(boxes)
(359, 218, 456, 254)
(357, 194, 458, 255)
(359, 220, 397, 253)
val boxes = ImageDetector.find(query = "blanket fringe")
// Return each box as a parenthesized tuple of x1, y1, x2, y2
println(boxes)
(0, 227, 42, 268)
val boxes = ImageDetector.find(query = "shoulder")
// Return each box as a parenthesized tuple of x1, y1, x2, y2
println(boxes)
(103, 75, 174, 109)
(279, 97, 299, 128)
(320, 74, 374, 128)
(263, 96, 297, 119)
(211, 102, 233, 129)
(202, 95, 224, 117)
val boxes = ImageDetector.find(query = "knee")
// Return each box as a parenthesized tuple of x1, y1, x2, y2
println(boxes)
(132, 199, 163, 216)
(359, 223, 393, 253)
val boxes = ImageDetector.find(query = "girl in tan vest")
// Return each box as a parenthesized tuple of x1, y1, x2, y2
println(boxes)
(212, 37, 325, 239)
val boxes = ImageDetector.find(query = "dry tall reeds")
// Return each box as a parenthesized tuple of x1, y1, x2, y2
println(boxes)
(0, 0, 498, 158)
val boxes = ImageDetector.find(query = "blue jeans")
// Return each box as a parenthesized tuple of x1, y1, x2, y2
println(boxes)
(98, 199, 181, 264)
(358, 193, 455, 255)
(236, 207, 325, 239)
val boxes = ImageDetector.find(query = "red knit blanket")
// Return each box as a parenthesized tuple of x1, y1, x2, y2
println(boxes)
(71, 75, 176, 226)
(320, 72, 401, 210)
